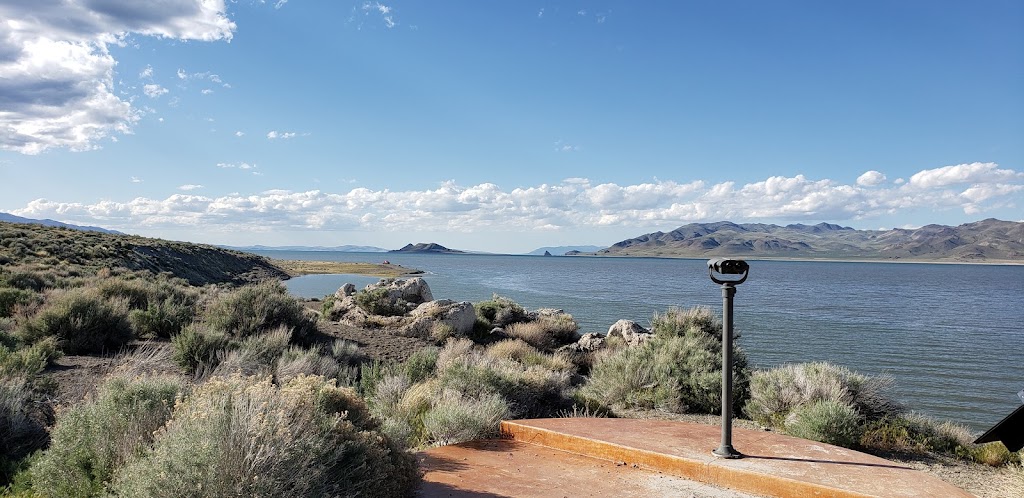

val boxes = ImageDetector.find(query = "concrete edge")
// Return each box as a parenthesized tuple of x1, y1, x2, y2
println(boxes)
(500, 420, 877, 498)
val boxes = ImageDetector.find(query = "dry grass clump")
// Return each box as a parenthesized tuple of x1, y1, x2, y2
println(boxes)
(485, 339, 573, 372)
(109, 374, 416, 498)
(580, 307, 748, 414)
(506, 314, 580, 350)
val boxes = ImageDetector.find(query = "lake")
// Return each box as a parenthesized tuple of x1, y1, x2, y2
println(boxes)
(262, 250, 1023, 432)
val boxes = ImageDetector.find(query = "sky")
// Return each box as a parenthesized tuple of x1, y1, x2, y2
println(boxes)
(1, 1, 1022, 253)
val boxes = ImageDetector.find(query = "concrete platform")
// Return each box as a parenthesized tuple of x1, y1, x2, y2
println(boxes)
(417, 418, 974, 497)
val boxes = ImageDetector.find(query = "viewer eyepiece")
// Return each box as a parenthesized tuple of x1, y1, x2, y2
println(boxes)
(708, 258, 748, 275)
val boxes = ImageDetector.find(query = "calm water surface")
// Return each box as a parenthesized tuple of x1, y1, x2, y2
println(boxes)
(265, 251, 1023, 432)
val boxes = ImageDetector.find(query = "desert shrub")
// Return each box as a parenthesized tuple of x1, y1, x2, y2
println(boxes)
(353, 287, 407, 317)
(860, 412, 972, 456)
(474, 295, 528, 327)
(129, 299, 190, 339)
(1, 271, 48, 292)
(422, 389, 510, 446)
(969, 442, 1014, 467)
(744, 362, 899, 429)
(784, 399, 863, 447)
(0, 288, 38, 318)
(18, 289, 133, 354)
(506, 315, 579, 350)
(275, 345, 342, 383)
(430, 322, 456, 343)
(215, 326, 291, 376)
(0, 377, 49, 486)
(485, 339, 573, 372)
(0, 338, 60, 378)
(97, 278, 152, 309)
(202, 281, 316, 340)
(170, 324, 228, 374)
(403, 347, 439, 384)
(581, 308, 749, 414)
(369, 339, 572, 448)
(29, 375, 182, 497)
(109, 375, 417, 498)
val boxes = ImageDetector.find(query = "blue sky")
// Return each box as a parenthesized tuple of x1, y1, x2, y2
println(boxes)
(1, 1, 1022, 253)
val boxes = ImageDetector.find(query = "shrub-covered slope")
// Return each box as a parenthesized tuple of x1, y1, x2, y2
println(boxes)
(0, 221, 287, 285)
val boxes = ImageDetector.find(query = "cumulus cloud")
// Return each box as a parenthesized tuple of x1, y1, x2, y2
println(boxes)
(908, 162, 1023, 189)
(178, 184, 204, 191)
(234, 131, 244, 136)
(856, 170, 886, 187)
(0, 1, 236, 154)
(12, 163, 1022, 235)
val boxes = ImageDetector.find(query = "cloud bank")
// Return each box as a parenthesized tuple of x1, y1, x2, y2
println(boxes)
(12, 163, 1022, 236)
(0, 0, 235, 154)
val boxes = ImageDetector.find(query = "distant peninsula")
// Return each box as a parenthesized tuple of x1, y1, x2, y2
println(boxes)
(391, 242, 464, 254)
(579, 219, 1022, 263)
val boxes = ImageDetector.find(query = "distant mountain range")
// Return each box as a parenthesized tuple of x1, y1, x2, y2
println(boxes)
(0, 212, 123, 235)
(582, 219, 1023, 263)
(526, 245, 604, 256)
(391, 243, 464, 254)
(224, 244, 387, 252)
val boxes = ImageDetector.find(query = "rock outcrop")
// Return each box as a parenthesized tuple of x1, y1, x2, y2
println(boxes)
(606, 319, 653, 347)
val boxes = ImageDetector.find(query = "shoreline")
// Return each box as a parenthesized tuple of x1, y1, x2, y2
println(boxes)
(271, 259, 425, 278)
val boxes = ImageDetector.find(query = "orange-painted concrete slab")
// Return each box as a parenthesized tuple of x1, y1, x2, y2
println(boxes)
(500, 418, 974, 498)
(417, 439, 756, 497)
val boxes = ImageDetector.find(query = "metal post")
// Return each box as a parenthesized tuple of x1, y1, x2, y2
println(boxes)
(713, 282, 741, 458)
(707, 258, 748, 459)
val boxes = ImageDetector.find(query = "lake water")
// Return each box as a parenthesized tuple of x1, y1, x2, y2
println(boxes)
(263, 250, 1023, 432)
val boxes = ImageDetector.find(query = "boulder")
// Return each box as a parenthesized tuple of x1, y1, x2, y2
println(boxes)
(409, 300, 476, 337)
(373, 277, 433, 304)
(339, 283, 356, 297)
(607, 319, 653, 347)
(558, 332, 606, 353)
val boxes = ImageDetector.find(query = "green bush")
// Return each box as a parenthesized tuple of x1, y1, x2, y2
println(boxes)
(0, 288, 38, 318)
(109, 374, 417, 498)
(29, 375, 182, 497)
(275, 344, 343, 384)
(170, 324, 228, 374)
(18, 289, 134, 354)
(353, 287, 407, 317)
(202, 281, 316, 340)
(784, 399, 863, 448)
(581, 307, 748, 414)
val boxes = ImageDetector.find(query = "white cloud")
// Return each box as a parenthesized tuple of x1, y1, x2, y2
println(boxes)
(139, 65, 154, 79)
(143, 84, 169, 98)
(178, 184, 204, 191)
(201, 89, 214, 95)
(856, 170, 886, 187)
(130, 176, 143, 183)
(13, 163, 1023, 235)
(267, 130, 296, 139)
(908, 162, 1023, 189)
(234, 131, 244, 137)
(554, 140, 579, 152)
(274, 0, 289, 9)
(0, 1, 236, 154)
